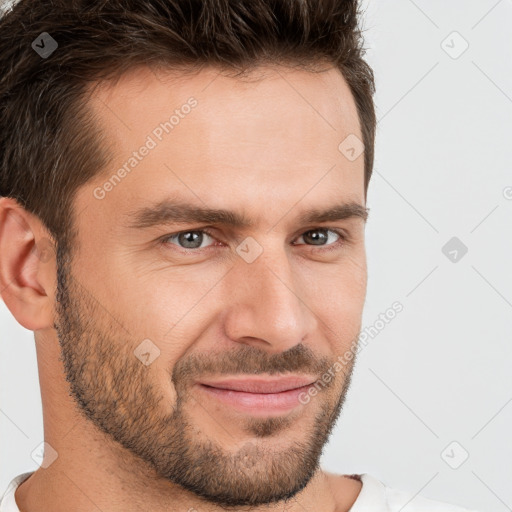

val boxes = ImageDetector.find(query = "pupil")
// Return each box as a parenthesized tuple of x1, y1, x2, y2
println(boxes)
(305, 230, 327, 245)
(179, 231, 202, 249)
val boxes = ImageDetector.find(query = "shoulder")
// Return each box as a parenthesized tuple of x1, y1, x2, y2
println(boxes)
(371, 473, 481, 512)
(0, 471, 34, 512)
(326, 471, 481, 512)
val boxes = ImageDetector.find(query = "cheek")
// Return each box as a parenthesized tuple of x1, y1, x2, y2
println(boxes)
(314, 259, 366, 303)
(307, 264, 366, 342)
(102, 258, 220, 337)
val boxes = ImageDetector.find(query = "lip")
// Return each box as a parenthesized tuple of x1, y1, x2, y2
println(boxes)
(195, 375, 317, 416)
(198, 375, 317, 393)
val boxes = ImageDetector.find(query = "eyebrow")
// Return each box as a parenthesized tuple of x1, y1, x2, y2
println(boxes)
(125, 198, 369, 230)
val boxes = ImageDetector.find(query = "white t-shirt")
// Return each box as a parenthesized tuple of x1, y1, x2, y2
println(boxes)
(0, 471, 480, 511)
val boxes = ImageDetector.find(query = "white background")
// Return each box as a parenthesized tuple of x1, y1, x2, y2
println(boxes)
(1, 1, 511, 510)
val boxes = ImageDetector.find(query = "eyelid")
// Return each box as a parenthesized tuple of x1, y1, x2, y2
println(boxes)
(293, 227, 348, 254)
(158, 227, 219, 252)
(159, 226, 348, 253)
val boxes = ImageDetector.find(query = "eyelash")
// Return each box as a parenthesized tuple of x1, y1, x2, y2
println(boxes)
(159, 227, 348, 254)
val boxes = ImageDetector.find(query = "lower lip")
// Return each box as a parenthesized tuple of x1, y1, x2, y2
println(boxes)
(197, 384, 312, 415)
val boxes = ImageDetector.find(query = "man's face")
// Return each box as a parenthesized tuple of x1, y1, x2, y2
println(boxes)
(54, 65, 367, 507)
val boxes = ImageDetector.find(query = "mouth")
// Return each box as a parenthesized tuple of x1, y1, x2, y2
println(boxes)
(195, 375, 317, 416)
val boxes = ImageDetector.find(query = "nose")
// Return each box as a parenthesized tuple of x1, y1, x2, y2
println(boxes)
(222, 251, 318, 353)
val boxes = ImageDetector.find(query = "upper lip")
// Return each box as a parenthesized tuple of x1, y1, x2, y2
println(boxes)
(198, 375, 317, 394)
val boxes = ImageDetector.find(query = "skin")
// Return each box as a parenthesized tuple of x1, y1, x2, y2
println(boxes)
(0, 63, 368, 512)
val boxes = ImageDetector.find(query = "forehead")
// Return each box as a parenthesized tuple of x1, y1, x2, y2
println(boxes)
(89, 63, 360, 128)
(80, 64, 364, 225)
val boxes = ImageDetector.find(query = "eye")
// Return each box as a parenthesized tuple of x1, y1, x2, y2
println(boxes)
(293, 228, 345, 250)
(161, 229, 217, 250)
(159, 227, 346, 253)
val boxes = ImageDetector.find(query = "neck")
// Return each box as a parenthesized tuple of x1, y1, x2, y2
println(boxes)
(14, 447, 356, 512)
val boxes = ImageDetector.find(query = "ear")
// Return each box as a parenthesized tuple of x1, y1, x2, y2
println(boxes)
(0, 197, 57, 331)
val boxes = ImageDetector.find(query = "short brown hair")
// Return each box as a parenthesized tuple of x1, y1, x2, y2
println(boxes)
(0, 0, 376, 254)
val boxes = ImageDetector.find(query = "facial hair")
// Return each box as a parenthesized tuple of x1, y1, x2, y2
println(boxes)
(53, 246, 359, 508)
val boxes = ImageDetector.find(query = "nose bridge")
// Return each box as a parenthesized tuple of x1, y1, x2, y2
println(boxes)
(222, 243, 316, 350)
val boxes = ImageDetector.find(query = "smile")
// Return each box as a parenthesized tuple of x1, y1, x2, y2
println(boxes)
(195, 375, 317, 416)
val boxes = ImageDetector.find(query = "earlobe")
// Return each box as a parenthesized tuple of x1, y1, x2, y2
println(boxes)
(0, 197, 56, 331)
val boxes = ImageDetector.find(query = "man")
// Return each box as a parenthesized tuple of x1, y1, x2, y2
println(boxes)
(0, 1, 478, 511)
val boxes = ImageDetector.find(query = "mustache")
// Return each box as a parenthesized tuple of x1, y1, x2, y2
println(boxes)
(171, 342, 333, 385)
